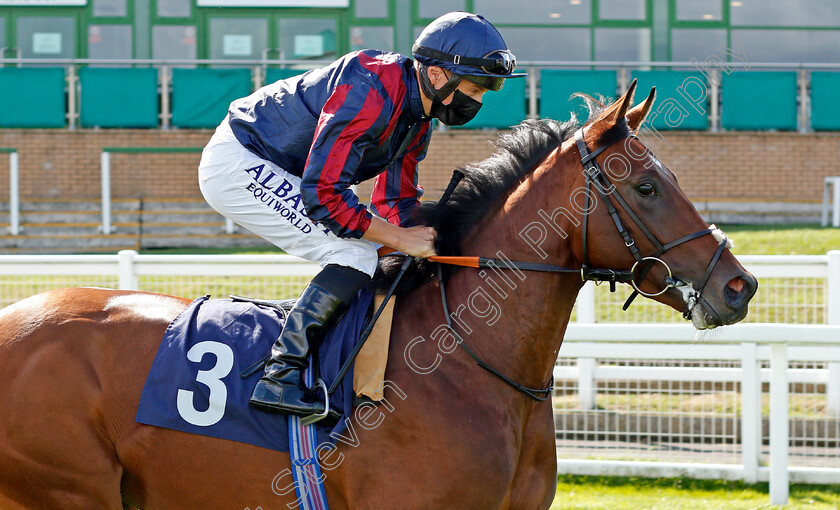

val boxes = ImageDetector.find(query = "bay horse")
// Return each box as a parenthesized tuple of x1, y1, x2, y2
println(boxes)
(0, 83, 756, 509)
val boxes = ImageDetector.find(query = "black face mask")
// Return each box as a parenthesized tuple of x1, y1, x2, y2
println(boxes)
(430, 90, 482, 126)
(418, 64, 482, 126)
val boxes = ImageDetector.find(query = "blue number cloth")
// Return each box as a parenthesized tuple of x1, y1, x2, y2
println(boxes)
(135, 289, 374, 452)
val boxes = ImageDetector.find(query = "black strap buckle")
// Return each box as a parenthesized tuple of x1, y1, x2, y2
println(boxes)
(581, 265, 634, 293)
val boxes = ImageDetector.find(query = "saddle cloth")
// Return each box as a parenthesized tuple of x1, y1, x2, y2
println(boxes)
(135, 289, 375, 452)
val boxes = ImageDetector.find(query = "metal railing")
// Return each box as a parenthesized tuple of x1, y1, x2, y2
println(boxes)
(2, 57, 839, 132)
(0, 251, 835, 505)
(96, 147, 237, 235)
(558, 323, 840, 506)
(576, 252, 840, 325)
(0, 149, 18, 236)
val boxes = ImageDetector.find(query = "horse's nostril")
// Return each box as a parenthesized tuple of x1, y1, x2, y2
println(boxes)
(724, 275, 756, 309)
(727, 277, 745, 294)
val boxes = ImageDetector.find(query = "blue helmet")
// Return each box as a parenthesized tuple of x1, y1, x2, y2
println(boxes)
(413, 11, 525, 92)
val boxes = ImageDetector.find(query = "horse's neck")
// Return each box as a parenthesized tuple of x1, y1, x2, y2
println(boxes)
(401, 146, 584, 400)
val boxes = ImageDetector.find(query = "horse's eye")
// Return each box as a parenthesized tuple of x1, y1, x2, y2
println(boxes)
(637, 183, 656, 197)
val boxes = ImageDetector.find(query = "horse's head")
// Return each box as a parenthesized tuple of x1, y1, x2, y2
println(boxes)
(570, 80, 757, 329)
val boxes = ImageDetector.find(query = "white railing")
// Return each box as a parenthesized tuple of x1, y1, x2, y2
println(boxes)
(0, 149, 19, 236)
(0, 250, 834, 321)
(0, 251, 836, 505)
(576, 251, 840, 325)
(558, 323, 840, 505)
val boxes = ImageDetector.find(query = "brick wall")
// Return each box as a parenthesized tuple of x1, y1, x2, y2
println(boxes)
(0, 128, 836, 203)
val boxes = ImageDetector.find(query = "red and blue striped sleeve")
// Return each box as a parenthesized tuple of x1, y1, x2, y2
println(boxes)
(300, 82, 386, 239)
(370, 122, 431, 227)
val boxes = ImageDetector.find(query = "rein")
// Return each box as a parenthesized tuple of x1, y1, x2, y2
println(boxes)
(420, 128, 732, 402)
(428, 127, 731, 317)
(435, 263, 553, 401)
(572, 129, 728, 322)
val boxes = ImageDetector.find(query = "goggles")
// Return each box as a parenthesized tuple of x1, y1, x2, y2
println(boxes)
(478, 50, 517, 75)
(463, 74, 506, 92)
(412, 45, 518, 76)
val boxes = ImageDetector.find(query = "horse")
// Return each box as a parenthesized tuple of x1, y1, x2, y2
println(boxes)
(0, 82, 756, 509)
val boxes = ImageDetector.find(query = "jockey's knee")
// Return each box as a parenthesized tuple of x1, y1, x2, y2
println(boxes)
(319, 240, 378, 279)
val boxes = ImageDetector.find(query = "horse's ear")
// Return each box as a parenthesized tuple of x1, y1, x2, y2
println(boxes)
(627, 86, 656, 132)
(600, 79, 637, 125)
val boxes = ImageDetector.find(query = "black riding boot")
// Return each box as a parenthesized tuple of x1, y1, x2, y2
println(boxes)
(249, 264, 370, 415)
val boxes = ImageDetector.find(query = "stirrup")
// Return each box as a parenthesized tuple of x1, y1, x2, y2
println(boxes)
(301, 379, 330, 426)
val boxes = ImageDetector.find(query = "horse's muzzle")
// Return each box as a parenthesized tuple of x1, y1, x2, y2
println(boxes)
(721, 273, 758, 323)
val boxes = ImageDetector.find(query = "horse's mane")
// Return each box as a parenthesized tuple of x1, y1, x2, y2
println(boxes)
(373, 94, 629, 295)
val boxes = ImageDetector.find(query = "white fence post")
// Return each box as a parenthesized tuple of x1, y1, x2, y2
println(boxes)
(578, 353, 597, 410)
(709, 70, 720, 133)
(835, 184, 840, 229)
(828, 251, 840, 417)
(741, 342, 760, 484)
(67, 64, 77, 130)
(528, 66, 538, 120)
(101, 151, 112, 235)
(574, 284, 597, 407)
(161, 65, 171, 130)
(770, 343, 790, 505)
(8, 151, 19, 235)
(576, 281, 596, 323)
(798, 69, 809, 133)
(118, 250, 138, 290)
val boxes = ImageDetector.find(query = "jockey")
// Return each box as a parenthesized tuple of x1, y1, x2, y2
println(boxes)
(198, 11, 525, 417)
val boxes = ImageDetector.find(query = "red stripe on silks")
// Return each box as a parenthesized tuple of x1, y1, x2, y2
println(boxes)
(358, 51, 406, 145)
(399, 123, 429, 198)
(370, 122, 428, 227)
(311, 84, 384, 233)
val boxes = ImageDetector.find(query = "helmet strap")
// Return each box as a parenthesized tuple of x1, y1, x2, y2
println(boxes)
(417, 63, 462, 105)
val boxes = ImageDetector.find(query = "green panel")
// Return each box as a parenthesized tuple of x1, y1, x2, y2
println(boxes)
(810, 72, 840, 131)
(721, 72, 798, 131)
(171, 68, 252, 129)
(539, 70, 617, 124)
(0, 68, 66, 128)
(265, 68, 307, 85)
(630, 70, 708, 130)
(459, 77, 527, 129)
(80, 68, 159, 128)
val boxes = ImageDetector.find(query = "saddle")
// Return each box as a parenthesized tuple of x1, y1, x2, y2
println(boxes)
(230, 292, 395, 406)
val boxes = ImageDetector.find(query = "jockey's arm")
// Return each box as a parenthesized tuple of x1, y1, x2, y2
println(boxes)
(362, 217, 436, 258)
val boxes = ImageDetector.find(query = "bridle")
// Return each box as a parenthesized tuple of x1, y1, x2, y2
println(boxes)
(424, 127, 732, 402)
(573, 128, 730, 322)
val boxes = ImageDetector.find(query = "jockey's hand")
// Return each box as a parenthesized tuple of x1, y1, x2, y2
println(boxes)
(397, 225, 438, 258)
(362, 217, 437, 258)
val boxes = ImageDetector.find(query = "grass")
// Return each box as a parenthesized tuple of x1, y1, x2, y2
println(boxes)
(552, 392, 829, 418)
(550, 475, 840, 509)
(9, 224, 833, 320)
(134, 224, 840, 257)
(135, 227, 840, 507)
(722, 224, 840, 256)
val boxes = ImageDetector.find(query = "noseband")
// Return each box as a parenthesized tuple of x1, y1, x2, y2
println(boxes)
(573, 128, 730, 321)
(387, 130, 733, 403)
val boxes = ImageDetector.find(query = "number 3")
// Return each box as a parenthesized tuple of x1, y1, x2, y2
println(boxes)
(177, 341, 234, 427)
